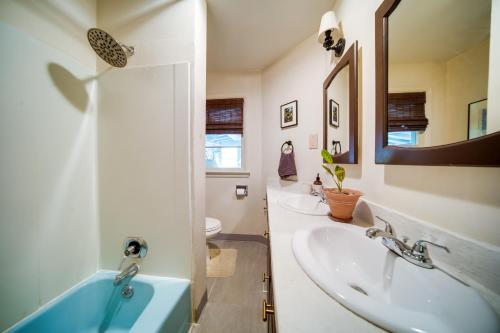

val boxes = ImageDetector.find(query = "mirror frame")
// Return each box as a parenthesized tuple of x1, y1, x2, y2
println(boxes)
(323, 41, 358, 164)
(375, 0, 500, 166)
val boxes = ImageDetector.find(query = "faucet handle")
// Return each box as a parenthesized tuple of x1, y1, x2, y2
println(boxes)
(412, 240, 450, 255)
(123, 237, 148, 258)
(375, 216, 394, 236)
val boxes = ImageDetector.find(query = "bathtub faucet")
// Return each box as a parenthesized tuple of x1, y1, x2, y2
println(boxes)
(114, 263, 139, 285)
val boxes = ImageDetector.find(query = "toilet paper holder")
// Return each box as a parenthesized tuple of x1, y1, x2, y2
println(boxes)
(236, 185, 248, 198)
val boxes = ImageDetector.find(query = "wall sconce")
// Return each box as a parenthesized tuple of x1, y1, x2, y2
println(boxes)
(318, 11, 345, 57)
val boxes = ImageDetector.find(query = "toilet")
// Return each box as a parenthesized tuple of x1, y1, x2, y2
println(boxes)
(205, 217, 222, 239)
(206, 217, 222, 260)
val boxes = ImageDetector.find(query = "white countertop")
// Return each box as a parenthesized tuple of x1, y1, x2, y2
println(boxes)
(266, 183, 385, 333)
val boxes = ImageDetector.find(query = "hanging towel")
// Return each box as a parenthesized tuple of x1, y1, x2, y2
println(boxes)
(278, 151, 297, 179)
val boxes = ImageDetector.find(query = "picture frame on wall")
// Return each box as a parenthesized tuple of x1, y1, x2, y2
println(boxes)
(329, 99, 339, 128)
(280, 100, 298, 128)
(467, 98, 487, 140)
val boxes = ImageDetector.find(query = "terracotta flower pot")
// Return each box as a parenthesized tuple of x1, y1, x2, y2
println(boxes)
(323, 188, 363, 221)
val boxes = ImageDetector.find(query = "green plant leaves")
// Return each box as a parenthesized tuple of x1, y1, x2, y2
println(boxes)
(320, 150, 345, 192)
(322, 164, 334, 176)
(321, 149, 333, 164)
(334, 165, 345, 183)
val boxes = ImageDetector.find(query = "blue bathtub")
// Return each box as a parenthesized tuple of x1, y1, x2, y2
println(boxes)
(6, 271, 191, 333)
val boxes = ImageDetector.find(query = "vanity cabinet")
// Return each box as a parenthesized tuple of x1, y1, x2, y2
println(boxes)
(263, 196, 277, 333)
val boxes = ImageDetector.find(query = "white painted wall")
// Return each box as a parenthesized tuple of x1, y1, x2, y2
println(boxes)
(262, 0, 500, 247)
(488, 0, 500, 133)
(206, 72, 266, 235)
(192, 0, 208, 319)
(446, 38, 490, 142)
(262, 35, 325, 186)
(0, 1, 98, 329)
(97, 0, 208, 316)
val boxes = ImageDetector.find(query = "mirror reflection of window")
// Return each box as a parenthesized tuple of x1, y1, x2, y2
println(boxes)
(387, 92, 427, 147)
(388, 0, 496, 147)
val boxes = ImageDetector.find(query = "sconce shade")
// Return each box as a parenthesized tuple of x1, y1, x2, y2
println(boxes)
(318, 11, 340, 43)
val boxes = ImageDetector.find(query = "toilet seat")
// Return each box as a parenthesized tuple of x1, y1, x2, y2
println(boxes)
(206, 217, 222, 239)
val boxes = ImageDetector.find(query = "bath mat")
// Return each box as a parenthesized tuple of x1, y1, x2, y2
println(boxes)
(207, 248, 237, 278)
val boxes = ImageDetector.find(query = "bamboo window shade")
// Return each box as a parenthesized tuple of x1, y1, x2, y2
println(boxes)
(387, 92, 428, 132)
(206, 98, 244, 134)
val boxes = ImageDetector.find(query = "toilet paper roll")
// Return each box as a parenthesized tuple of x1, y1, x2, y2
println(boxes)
(236, 188, 246, 196)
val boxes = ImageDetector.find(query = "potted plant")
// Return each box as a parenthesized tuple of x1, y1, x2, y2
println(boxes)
(321, 149, 362, 221)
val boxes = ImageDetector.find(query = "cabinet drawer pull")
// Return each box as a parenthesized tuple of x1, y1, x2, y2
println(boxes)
(262, 272, 271, 282)
(262, 300, 275, 322)
(264, 230, 269, 237)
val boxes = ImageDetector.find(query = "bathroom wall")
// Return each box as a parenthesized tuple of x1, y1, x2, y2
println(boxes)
(445, 38, 490, 143)
(0, 1, 98, 331)
(488, 0, 500, 133)
(262, 35, 325, 186)
(192, 0, 208, 319)
(97, 0, 208, 318)
(262, 0, 500, 247)
(206, 72, 266, 235)
(0, 0, 97, 69)
(98, 63, 192, 278)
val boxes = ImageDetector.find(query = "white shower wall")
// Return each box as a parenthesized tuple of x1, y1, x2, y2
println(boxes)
(98, 63, 192, 278)
(97, 0, 208, 314)
(0, 21, 98, 331)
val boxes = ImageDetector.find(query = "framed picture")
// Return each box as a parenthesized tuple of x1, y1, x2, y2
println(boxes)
(280, 100, 298, 128)
(468, 98, 487, 140)
(329, 99, 339, 128)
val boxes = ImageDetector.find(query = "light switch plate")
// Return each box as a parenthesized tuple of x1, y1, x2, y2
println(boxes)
(309, 134, 318, 149)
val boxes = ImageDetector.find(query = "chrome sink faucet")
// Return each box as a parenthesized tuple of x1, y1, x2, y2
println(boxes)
(114, 263, 139, 285)
(366, 216, 449, 269)
(317, 191, 327, 204)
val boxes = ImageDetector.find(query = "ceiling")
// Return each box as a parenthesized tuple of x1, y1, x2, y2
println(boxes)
(389, 0, 491, 63)
(207, 0, 335, 72)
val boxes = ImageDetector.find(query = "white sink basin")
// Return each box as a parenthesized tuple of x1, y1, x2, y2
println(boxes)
(278, 194, 330, 216)
(292, 224, 499, 333)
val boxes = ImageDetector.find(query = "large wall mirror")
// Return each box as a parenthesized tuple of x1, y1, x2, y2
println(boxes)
(375, 0, 500, 166)
(323, 41, 358, 164)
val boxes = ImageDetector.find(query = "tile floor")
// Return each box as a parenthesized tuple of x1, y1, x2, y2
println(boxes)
(194, 240, 268, 333)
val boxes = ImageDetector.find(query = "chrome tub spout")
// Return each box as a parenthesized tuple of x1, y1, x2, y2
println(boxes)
(114, 263, 139, 285)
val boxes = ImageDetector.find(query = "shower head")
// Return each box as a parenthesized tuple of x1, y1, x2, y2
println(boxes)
(87, 28, 134, 68)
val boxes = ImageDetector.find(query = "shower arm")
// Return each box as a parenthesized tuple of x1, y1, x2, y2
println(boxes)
(120, 43, 135, 57)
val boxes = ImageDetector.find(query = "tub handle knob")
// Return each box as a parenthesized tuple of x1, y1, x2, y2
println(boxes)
(123, 237, 148, 258)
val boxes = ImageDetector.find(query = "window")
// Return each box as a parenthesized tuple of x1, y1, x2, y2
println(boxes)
(205, 134, 242, 168)
(205, 98, 244, 169)
(388, 131, 418, 146)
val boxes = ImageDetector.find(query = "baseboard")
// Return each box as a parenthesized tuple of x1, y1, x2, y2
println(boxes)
(194, 289, 208, 322)
(213, 233, 267, 245)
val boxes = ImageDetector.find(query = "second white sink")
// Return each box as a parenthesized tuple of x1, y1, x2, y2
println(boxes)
(278, 194, 330, 216)
(292, 223, 499, 333)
